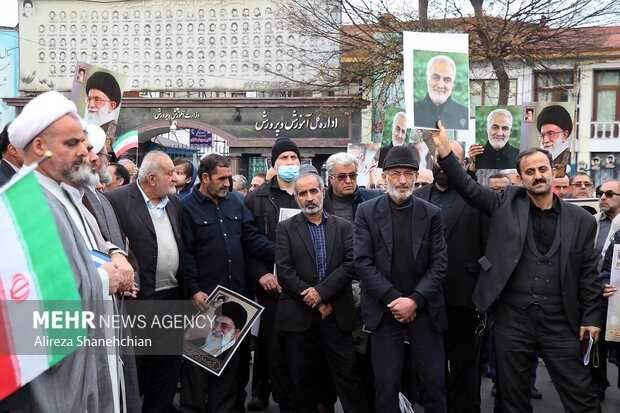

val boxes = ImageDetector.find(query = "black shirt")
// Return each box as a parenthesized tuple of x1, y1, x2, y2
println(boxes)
(389, 196, 416, 296)
(529, 196, 560, 256)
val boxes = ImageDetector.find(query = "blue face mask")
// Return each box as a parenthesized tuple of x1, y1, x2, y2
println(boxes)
(277, 165, 300, 182)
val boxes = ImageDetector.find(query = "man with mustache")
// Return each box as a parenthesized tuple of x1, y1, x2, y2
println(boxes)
(433, 120, 601, 413)
(537, 105, 572, 177)
(3, 91, 114, 412)
(180, 153, 274, 413)
(84, 71, 122, 138)
(413, 141, 488, 413)
(474, 109, 520, 170)
(106, 150, 184, 413)
(354, 146, 448, 412)
(414, 55, 469, 130)
(275, 167, 368, 412)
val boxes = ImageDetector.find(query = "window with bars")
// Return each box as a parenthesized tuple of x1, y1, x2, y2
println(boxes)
(534, 71, 574, 103)
(469, 79, 518, 113)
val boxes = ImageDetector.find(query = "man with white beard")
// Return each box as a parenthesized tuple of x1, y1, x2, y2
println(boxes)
(414, 55, 469, 130)
(198, 302, 247, 359)
(474, 109, 520, 170)
(84, 71, 122, 137)
(537, 105, 572, 177)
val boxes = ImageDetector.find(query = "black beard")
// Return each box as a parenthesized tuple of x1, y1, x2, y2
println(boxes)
(432, 163, 449, 188)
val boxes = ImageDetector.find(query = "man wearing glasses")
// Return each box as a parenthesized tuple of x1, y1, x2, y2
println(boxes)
(84, 71, 122, 138)
(569, 172, 595, 199)
(355, 146, 449, 412)
(537, 105, 572, 177)
(414, 168, 433, 189)
(324, 152, 382, 222)
(323, 152, 381, 411)
(591, 179, 620, 399)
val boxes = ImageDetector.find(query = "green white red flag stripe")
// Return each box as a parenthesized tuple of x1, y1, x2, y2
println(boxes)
(112, 130, 139, 157)
(0, 170, 84, 401)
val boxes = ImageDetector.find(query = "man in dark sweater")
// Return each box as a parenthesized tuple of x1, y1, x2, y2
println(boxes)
(354, 146, 448, 412)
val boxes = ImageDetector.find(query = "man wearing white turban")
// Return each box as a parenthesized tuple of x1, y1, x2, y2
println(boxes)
(3, 91, 117, 412)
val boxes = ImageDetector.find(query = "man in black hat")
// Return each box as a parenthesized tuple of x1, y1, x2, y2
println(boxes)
(84, 71, 122, 137)
(243, 137, 300, 411)
(537, 105, 572, 177)
(354, 145, 449, 412)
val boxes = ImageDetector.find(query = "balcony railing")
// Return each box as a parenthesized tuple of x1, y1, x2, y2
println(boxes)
(591, 121, 620, 139)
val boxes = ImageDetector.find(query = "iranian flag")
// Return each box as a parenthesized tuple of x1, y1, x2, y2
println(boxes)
(0, 171, 84, 400)
(112, 130, 139, 157)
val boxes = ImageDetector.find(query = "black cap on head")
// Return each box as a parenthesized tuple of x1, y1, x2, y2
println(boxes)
(536, 105, 572, 135)
(217, 301, 247, 330)
(382, 146, 419, 171)
(86, 71, 122, 106)
(271, 137, 300, 166)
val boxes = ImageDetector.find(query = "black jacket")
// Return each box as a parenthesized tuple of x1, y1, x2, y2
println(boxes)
(244, 179, 298, 292)
(414, 94, 469, 130)
(323, 185, 382, 219)
(439, 151, 602, 331)
(276, 213, 356, 332)
(414, 183, 488, 308)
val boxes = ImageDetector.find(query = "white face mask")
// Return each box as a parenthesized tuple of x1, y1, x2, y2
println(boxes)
(84, 103, 116, 126)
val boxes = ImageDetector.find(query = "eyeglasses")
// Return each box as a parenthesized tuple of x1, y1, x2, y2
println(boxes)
(571, 182, 593, 188)
(388, 171, 415, 179)
(539, 130, 564, 140)
(597, 190, 620, 198)
(414, 182, 430, 188)
(376, 184, 386, 189)
(85, 96, 111, 105)
(334, 173, 358, 181)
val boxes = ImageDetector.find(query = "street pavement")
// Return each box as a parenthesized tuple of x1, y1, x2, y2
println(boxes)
(255, 360, 620, 412)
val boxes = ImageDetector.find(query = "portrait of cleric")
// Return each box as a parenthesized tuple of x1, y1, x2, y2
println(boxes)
(183, 287, 262, 375)
(185, 301, 248, 361)
(413, 53, 469, 130)
(84, 71, 122, 137)
(537, 104, 573, 174)
(474, 106, 521, 170)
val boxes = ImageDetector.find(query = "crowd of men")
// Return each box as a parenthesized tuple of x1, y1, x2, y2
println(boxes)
(1, 90, 619, 413)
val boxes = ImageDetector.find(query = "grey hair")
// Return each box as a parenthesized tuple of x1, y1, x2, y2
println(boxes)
(138, 150, 169, 181)
(118, 158, 136, 170)
(392, 111, 407, 133)
(426, 55, 456, 81)
(232, 174, 248, 190)
(486, 109, 513, 130)
(325, 152, 359, 177)
(293, 172, 325, 196)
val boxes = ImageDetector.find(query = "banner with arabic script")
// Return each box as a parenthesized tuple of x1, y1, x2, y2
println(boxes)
(0, 30, 18, 131)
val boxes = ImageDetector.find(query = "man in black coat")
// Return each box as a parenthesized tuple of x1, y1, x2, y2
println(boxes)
(414, 140, 487, 413)
(414, 55, 469, 130)
(276, 170, 367, 413)
(433, 120, 602, 413)
(0, 123, 23, 185)
(355, 146, 448, 413)
(106, 150, 184, 413)
(475, 109, 519, 170)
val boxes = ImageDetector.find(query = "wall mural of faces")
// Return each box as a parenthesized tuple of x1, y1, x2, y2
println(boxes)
(19, 0, 335, 91)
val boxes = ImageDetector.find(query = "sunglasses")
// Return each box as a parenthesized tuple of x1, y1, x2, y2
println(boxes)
(335, 173, 358, 181)
(597, 190, 620, 198)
